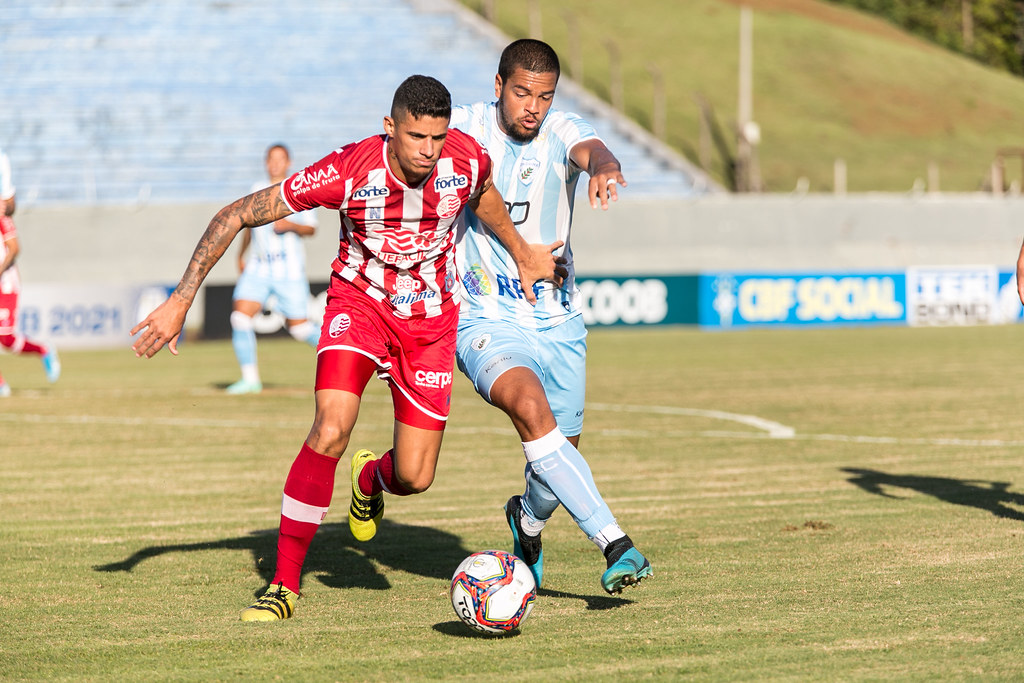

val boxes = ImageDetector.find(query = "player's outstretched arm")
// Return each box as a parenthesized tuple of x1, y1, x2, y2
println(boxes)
(131, 186, 293, 358)
(1017, 237, 1024, 305)
(572, 139, 627, 211)
(469, 175, 566, 305)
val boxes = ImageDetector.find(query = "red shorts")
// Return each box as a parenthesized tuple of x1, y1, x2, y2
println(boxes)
(314, 275, 458, 431)
(0, 291, 17, 334)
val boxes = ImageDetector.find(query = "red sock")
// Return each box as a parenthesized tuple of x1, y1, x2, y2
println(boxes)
(272, 443, 340, 594)
(0, 334, 46, 355)
(359, 449, 413, 497)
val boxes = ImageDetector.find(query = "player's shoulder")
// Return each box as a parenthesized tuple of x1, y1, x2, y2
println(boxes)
(444, 127, 488, 159)
(543, 108, 595, 136)
(451, 101, 490, 121)
(338, 135, 385, 161)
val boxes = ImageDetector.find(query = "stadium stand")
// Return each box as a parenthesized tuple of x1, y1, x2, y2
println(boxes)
(0, 0, 717, 207)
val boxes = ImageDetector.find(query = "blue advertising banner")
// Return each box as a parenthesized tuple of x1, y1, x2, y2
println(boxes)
(576, 275, 698, 327)
(699, 272, 907, 329)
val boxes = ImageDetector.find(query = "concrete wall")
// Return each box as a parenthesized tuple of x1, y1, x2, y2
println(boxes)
(12, 194, 1024, 324)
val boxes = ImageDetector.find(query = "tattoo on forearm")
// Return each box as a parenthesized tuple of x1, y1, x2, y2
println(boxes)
(174, 188, 289, 302)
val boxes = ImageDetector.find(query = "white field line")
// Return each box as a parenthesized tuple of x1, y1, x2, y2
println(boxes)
(3, 401, 1021, 448)
(588, 401, 796, 438)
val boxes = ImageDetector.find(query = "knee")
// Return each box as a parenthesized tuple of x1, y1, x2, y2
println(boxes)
(392, 452, 437, 494)
(508, 391, 553, 429)
(397, 470, 434, 494)
(230, 311, 254, 332)
(306, 420, 351, 459)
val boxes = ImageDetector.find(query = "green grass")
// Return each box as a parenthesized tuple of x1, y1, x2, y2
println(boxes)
(457, 0, 1024, 193)
(3, 325, 1024, 680)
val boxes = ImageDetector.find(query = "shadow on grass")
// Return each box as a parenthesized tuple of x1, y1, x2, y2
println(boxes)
(842, 467, 1024, 522)
(93, 520, 472, 593)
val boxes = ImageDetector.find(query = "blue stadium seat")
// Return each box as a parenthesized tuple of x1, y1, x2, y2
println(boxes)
(0, 0, 712, 206)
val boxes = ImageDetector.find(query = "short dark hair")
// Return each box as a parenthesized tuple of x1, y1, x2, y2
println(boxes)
(266, 143, 290, 159)
(498, 39, 560, 82)
(391, 75, 451, 121)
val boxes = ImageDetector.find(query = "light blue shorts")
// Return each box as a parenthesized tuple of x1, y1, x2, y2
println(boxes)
(233, 272, 310, 320)
(456, 314, 587, 436)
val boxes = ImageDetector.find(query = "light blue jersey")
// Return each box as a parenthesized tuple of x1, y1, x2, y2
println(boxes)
(243, 179, 318, 282)
(451, 102, 598, 330)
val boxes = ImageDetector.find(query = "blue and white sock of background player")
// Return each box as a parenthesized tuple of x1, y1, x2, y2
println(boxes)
(230, 311, 259, 383)
(521, 428, 626, 550)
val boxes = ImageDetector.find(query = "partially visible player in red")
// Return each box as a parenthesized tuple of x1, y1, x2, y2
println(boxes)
(0, 147, 60, 397)
(131, 75, 565, 621)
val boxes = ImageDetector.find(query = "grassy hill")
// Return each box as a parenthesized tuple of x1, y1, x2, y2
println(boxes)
(458, 0, 1024, 193)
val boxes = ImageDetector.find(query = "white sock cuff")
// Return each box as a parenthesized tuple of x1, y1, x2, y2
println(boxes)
(281, 493, 329, 525)
(522, 428, 569, 462)
(230, 311, 254, 331)
(591, 523, 626, 551)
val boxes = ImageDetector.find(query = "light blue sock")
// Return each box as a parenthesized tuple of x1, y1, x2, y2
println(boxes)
(522, 428, 617, 540)
(230, 311, 257, 368)
(522, 464, 560, 522)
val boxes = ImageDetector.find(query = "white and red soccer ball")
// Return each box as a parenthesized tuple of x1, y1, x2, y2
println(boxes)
(450, 550, 536, 634)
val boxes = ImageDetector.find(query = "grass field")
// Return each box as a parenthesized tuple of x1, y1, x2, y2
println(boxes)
(3, 324, 1024, 680)
(457, 0, 1024, 193)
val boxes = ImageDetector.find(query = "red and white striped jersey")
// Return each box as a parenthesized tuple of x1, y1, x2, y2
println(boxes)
(281, 130, 492, 319)
(0, 216, 20, 295)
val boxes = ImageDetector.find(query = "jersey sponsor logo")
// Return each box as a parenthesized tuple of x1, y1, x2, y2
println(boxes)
(504, 201, 530, 226)
(483, 355, 512, 376)
(352, 184, 390, 201)
(470, 333, 490, 351)
(390, 290, 437, 306)
(395, 274, 422, 293)
(290, 164, 339, 193)
(436, 194, 462, 220)
(378, 224, 433, 254)
(328, 313, 351, 337)
(378, 250, 426, 267)
(434, 173, 469, 192)
(461, 265, 492, 296)
(414, 369, 452, 389)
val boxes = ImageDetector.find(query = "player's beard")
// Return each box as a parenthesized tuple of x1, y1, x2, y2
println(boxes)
(498, 102, 540, 144)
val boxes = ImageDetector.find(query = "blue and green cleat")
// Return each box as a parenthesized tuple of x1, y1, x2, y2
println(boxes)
(601, 536, 652, 594)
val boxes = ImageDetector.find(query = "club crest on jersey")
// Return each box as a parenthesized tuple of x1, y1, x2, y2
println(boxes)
(434, 173, 469, 192)
(518, 158, 540, 185)
(352, 184, 390, 201)
(328, 313, 351, 337)
(436, 194, 462, 220)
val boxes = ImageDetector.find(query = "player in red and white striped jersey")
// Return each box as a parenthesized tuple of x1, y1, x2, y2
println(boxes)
(131, 75, 565, 621)
(0, 147, 61, 396)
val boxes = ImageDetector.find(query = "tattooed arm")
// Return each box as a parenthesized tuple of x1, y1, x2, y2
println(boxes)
(131, 186, 293, 358)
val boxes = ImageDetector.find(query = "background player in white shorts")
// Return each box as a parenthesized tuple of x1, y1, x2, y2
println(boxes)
(0, 146, 60, 396)
(451, 39, 651, 594)
(227, 143, 320, 394)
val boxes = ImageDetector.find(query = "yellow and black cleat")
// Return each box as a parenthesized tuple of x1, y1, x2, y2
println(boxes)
(349, 449, 384, 542)
(240, 583, 298, 622)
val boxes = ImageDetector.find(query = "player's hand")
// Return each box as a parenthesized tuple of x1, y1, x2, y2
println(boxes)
(1018, 246, 1024, 306)
(588, 168, 627, 210)
(130, 295, 189, 358)
(516, 240, 567, 305)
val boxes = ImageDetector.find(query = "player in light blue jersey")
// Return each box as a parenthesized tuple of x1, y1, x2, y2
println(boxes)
(227, 144, 320, 394)
(451, 40, 651, 594)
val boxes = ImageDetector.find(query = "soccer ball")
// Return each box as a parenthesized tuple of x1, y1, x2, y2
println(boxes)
(450, 550, 536, 634)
